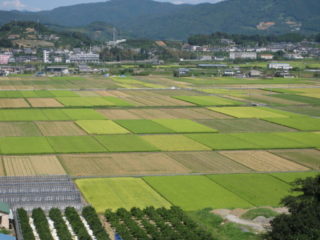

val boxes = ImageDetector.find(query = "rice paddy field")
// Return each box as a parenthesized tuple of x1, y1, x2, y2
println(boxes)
(0, 72, 320, 214)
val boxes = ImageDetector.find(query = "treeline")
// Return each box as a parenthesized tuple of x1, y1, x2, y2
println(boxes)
(105, 206, 213, 240)
(188, 32, 320, 46)
(100, 46, 196, 62)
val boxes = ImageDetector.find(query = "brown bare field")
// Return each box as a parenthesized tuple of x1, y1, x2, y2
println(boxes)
(3, 155, 66, 176)
(167, 151, 252, 173)
(0, 122, 41, 137)
(96, 90, 131, 97)
(126, 96, 193, 106)
(0, 158, 5, 176)
(161, 108, 233, 119)
(220, 150, 309, 172)
(244, 94, 303, 105)
(97, 109, 141, 120)
(0, 98, 30, 108)
(128, 109, 175, 119)
(36, 121, 87, 136)
(27, 98, 64, 107)
(270, 149, 320, 170)
(59, 152, 190, 176)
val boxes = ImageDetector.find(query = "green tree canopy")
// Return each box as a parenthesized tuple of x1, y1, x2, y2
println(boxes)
(266, 175, 320, 240)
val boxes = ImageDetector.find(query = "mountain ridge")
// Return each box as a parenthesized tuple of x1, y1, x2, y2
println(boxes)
(0, 0, 319, 39)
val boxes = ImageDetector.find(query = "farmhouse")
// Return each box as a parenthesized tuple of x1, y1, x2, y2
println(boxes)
(248, 70, 262, 77)
(174, 68, 190, 77)
(260, 54, 274, 60)
(46, 65, 69, 75)
(268, 63, 293, 70)
(0, 202, 12, 230)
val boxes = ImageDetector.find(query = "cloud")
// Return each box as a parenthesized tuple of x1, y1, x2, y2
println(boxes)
(1, 0, 26, 9)
(157, 0, 222, 4)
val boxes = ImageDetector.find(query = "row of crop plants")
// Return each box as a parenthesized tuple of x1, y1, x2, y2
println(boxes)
(17, 206, 110, 240)
(104, 206, 213, 240)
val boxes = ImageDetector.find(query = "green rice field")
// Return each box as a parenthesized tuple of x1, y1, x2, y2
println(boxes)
(1, 72, 320, 216)
(76, 177, 171, 212)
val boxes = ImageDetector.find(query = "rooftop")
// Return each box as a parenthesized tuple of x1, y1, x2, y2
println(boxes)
(0, 202, 10, 214)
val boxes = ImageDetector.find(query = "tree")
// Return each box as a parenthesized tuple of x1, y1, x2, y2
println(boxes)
(315, 33, 320, 43)
(266, 175, 320, 240)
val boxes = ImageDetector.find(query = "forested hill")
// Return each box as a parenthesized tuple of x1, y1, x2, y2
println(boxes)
(0, 0, 319, 40)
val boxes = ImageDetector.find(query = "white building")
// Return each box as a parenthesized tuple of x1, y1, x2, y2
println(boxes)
(229, 52, 257, 60)
(260, 54, 274, 60)
(69, 52, 100, 64)
(268, 63, 293, 70)
(43, 50, 50, 63)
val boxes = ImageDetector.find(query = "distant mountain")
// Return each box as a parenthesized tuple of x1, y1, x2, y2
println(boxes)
(0, 0, 319, 40)
(0, 21, 95, 48)
(47, 22, 120, 41)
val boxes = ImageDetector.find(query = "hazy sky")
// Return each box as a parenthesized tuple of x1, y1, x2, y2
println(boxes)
(0, 0, 221, 11)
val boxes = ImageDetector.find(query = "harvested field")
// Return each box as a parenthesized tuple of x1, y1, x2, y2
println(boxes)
(76, 120, 129, 134)
(219, 150, 308, 172)
(144, 175, 252, 210)
(128, 109, 175, 119)
(167, 151, 252, 173)
(96, 90, 131, 97)
(197, 118, 296, 133)
(27, 98, 63, 107)
(208, 173, 292, 206)
(59, 152, 190, 176)
(169, 107, 233, 119)
(57, 96, 114, 107)
(244, 94, 304, 105)
(272, 94, 320, 105)
(270, 149, 320, 170)
(0, 98, 30, 108)
(96, 109, 140, 120)
(126, 96, 193, 106)
(0, 122, 41, 137)
(141, 135, 211, 151)
(76, 178, 171, 212)
(36, 121, 86, 136)
(0, 158, 4, 176)
(3, 155, 66, 176)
